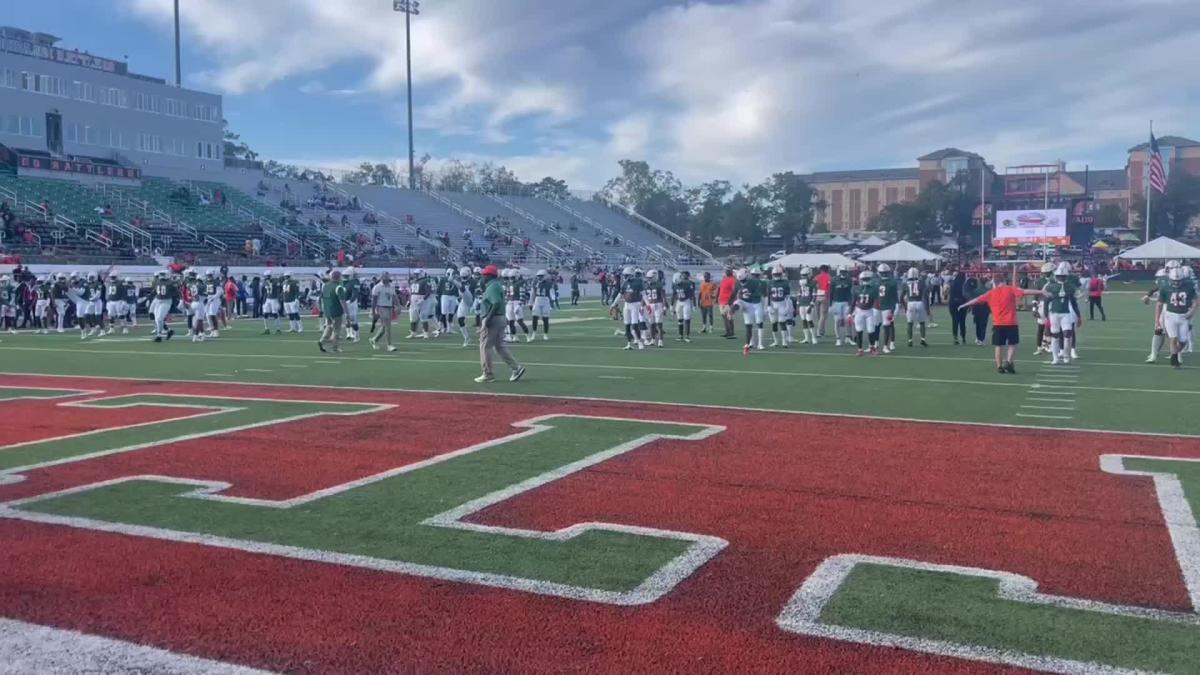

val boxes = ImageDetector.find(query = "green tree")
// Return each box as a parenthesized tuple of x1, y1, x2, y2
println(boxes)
(721, 191, 763, 242)
(530, 176, 570, 201)
(599, 160, 690, 234)
(221, 119, 257, 161)
(685, 180, 732, 244)
(435, 159, 478, 192)
(870, 202, 938, 241)
(749, 171, 818, 250)
(1131, 171, 1200, 238)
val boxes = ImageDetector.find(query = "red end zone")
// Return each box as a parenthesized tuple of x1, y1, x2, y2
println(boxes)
(1, 375, 1197, 673)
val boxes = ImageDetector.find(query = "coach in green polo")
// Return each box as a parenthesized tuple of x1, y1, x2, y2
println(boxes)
(318, 269, 348, 353)
(476, 265, 525, 383)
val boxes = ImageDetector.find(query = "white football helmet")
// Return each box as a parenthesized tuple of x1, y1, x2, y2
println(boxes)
(413, 268, 424, 278)
(1041, 262, 1055, 274)
(835, 265, 849, 276)
(773, 265, 785, 276)
(906, 267, 920, 280)
(345, 267, 357, 277)
(57, 272, 68, 280)
(735, 269, 748, 281)
(1055, 262, 1071, 277)
(263, 270, 273, 277)
(859, 270, 874, 282)
(459, 266, 472, 277)
(1169, 267, 1185, 282)
(876, 263, 891, 275)
(672, 272, 682, 284)
(622, 266, 634, 276)
(799, 266, 812, 277)
(1166, 260, 1182, 270)
(536, 269, 547, 277)
(1155, 268, 1168, 279)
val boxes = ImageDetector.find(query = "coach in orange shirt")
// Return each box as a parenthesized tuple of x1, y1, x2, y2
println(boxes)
(960, 271, 1046, 374)
(718, 269, 737, 338)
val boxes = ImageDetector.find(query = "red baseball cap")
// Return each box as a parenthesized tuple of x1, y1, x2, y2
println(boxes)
(481, 265, 499, 277)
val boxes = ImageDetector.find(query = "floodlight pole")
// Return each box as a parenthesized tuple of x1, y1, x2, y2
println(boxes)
(1042, 169, 1050, 262)
(173, 0, 181, 87)
(393, 0, 420, 190)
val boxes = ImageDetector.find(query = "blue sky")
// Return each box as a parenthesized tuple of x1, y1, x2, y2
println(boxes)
(11, 0, 1200, 189)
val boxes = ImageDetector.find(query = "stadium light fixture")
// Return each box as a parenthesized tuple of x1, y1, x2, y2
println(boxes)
(393, 0, 421, 191)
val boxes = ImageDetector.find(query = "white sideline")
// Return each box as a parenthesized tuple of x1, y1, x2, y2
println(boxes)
(0, 616, 272, 674)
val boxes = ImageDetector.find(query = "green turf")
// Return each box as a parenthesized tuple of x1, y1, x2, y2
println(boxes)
(819, 563, 1200, 673)
(18, 416, 708, 593)
(0, 293, 1193, 435)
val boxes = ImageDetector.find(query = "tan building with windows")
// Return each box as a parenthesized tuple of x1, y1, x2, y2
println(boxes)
(808, 148, 993, 232)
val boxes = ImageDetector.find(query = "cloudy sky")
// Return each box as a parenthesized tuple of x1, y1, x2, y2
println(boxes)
(12, 0, 1200, 188)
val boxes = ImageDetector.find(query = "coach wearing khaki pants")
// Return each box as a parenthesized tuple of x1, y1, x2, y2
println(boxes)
(476, 265, 526, 383)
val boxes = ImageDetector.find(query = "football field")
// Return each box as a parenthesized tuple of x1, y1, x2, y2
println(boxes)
(1, 291, 1199, 673)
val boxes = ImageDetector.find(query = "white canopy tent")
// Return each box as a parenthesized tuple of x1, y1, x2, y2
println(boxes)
(860, 240, 941, 263)
(859, 234, 889, 247)
(1116, 236, 1200, 260)
(773, 253, 860, 270)
(820, 235, 854, 247)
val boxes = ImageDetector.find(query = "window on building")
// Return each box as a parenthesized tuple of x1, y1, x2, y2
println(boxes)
(867, 188, 879, 220)
(1, 69, 12, 88)
(166, 98, 179, 116)
(942, 157, 968, 179)
(830, 189, 844, 229)
(65, 122, 78, 142)
(84, 125, 97, 145)
(19, 71, 29, 91)
(904, 186, 917, 201)
(885, 187, 899, 205)
(1, 115, 17, 135)
(848, 189, 862, 227)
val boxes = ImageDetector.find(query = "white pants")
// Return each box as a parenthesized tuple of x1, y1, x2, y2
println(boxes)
(623, 301, 643, 325)
(646, 302, 665, 323)
(456, 295, 472, 319)
(408, 295, 425, 323)
(189, 301, 206, 324)
(906, 301, 928, 323)
(283, 300, 300, 315)
(106, 300, 127, 319)
(54, 299, 69, 320)
(768, 300, 793, 323)
(740, 301, 764, 325)
(346, 300, 360, 323)
(675, 300, 693, 321)
(505, 301, 525, 321)
(206, 296, 222, 318)
(852, 307, 877, 333)
(880, 305, 897, 326)
(1163, 312, 1191, 341)
(74, 301, 91, 319)
(796, 304, 814, 323)
(531, 297, 552, 318)
(421, 296, 437, 320)
(439, 296, 458, 318)
(262, 299, 281, 315)
(35, 299, 49, 319)
(150, 299, 170, 326)
(1049, 312, 1074, 333)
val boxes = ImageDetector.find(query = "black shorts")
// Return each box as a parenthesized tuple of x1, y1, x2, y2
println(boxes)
(992, 325, 1019, 346)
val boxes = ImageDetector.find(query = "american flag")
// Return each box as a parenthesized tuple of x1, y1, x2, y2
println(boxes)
(1148, 132, 1167, 194)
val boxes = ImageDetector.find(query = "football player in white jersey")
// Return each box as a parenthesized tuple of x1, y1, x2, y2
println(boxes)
(900, 267, 929, 347)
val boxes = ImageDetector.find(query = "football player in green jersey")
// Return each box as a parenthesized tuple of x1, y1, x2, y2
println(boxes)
(1043, 262, 1080, 365)
(670, 270, 696, 342)
(343, 268, 362, 342)
(282, 271, 303, 333)
(851, 269, 880, 356)
(642, 269, 666, 347)
(530, 269, 555, 342)
(793, 267, 818, 345)
(1144, 267, 1170, 362)
(183, 269, 207, 341)
(435, 267, 461, 340)
(610, 265, 646, 350)
(899, 267, 929, 347)
(0, 274, 14, 336)
(1157, 267, 1198, 368)
(734, 268, 766, 353)
(148, 270, 178, 341)
(261, 270, 285, 334)
(829, 266, 854, 346)
(875, 264, 900, 353)
(766, 266, 793, 347)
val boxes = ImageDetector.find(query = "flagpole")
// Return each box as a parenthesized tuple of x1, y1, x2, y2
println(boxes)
(1146, 120, 1153, 243)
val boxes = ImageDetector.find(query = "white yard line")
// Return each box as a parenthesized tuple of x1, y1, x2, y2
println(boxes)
(1016, 413, 1074, 420)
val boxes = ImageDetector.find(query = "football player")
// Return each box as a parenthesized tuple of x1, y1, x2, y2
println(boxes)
(851, 269, 880, 356)
(670, 270, 696, 342)
(0, 274, 14, 334)
(148, 271, 177, 341)
(1157, 266, 1197, 368)
(530, 269, 554, 341)
(793, 267, 818, 345)
(829, 266, 853, 346)
(282, 272, 303, 333)
(766, 265, 793, 348)
(900, 267, 929, 347)
(32, 275, 51, 334)
(203, 270, 222, 338)
(343, 268, 362, 342)
(643, 269, 666, 347)
(502, 269, 531, 342)
(184, 270, 208, 342)
(735, 268, 766, 354)
(406, 268, 431, 339)
(1044, 262, 1079, 365)
(434, 267, 460, 339)
(876, 264, 900, 353)
(611, 265, 646, 350)
(261, 270, 283, 334)
(453, 266, 475, 346)
(104, 272, 129, 335)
